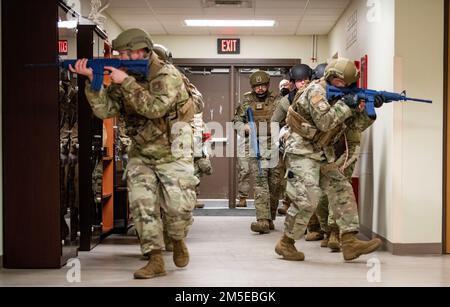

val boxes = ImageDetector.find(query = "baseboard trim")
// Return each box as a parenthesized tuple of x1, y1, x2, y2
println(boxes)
(360, 225, 442, 255)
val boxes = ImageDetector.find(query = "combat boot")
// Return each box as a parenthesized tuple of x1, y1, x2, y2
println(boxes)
(327, 230, 341, 252)
(134, 250, 166, 279)
(341, 232, 382, 261)
(305, 230, 324, 241)
(173, 239, 190, 268)
(277, 202, 290, 215)
(320, 232, 330, 248)
(275, 235, 305, 261)
(236, 197, 247, 208)
(195, 202, 205, 209)
(250, 219, 270, 234)
(269, 220, 275, 231)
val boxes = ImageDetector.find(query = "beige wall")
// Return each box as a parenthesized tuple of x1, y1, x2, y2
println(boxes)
(152, 35, 329, 67)
(329, 0, 443, 245)
(393, 0, 443, 244)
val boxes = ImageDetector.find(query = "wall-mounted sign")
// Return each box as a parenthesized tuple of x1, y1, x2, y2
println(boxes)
(58, 40, 68, 55)
(217, 38, 240, 54)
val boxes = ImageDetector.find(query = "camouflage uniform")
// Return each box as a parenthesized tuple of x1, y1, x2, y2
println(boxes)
(85, 52, 198, 255)
(282, 79, 355, 240)
(236, 136, 251, 202)
(192, 112, 212, 211)
(233, 90, 282, 223)
(276, 58, 381, 261)
(316, 110, 375, 237)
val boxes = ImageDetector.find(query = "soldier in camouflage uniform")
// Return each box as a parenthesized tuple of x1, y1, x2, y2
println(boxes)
(233, 71, 282, 234)
(152, 44, 210, 254)
(316, 109, 375, 252)
(275, 58, 382, 262)
(70, 28, 198, 279)
(271, 64, 324, 242)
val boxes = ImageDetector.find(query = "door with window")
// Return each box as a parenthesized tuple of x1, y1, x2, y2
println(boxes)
(175, 60, 299, 207)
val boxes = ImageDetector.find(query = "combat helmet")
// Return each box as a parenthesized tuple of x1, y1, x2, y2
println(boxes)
(153, 44, 173, 63)
(112, 28, 153, 51)
(250, 71, 270, 87)
(289, 64, 312, 82)
(324, 58, 360, 85)
(312, 63, 327, 80)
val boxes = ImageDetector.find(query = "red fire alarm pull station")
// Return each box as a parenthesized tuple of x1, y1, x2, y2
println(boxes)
(218, 39, 240, 54)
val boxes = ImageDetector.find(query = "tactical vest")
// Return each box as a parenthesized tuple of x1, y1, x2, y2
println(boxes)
(286, 79, 346, 150)
(245, 92, 277, 136)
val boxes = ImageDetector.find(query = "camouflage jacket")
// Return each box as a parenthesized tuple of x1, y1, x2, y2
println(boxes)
(85, 53, 192, 165)
(284, 79, 353, 161)
(271, 94, 290, 127)
(271, 82, 310, 127)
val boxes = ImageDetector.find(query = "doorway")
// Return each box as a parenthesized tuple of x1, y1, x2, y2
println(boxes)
(175, 59, 300, 208)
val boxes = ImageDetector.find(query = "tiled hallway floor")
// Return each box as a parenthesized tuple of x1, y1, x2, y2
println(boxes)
(1, 217, 450, 287)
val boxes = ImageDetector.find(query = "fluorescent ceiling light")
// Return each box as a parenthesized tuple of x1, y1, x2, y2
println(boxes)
(58, 20, 78, 29)
(185, 20, 275, 27)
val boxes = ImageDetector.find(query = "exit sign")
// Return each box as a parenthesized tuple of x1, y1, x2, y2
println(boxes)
(58, 40, 68, 55)
(218, 39, 240, 54)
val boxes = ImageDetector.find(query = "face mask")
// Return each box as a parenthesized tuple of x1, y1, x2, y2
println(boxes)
(280, 88, 290, 97)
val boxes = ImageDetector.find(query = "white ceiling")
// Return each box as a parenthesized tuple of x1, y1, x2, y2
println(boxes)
(105, 0, 351, 36)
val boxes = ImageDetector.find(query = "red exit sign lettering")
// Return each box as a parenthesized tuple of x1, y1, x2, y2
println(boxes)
(59, 40, 68, 55)
(217, 39, 240, 54)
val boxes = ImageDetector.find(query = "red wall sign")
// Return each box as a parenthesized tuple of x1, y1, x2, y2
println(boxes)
(217, 39, 240, 54)
(58, 40, 68, 55)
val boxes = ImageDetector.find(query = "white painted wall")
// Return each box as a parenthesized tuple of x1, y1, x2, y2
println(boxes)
(329, 0, 395, 240)
(329, 0, 443, 245)
(152, 35, 329, 67)
(393, 0, 443, 244)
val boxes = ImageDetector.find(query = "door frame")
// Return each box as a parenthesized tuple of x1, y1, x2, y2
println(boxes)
(444, 0, 449, 254)
(173, 58, 301, 208)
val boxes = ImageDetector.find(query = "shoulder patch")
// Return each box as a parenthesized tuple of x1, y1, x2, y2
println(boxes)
(311, 94, 325, 105)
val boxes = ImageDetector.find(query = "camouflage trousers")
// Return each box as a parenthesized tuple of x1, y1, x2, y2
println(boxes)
(315, 163, 357, 234)
(237, 156, 252, 199)
(315, 195, 339, 234)
(283, 153, 359, 240)
(250, 157, 283, 221)
(127, 156, 199, 255)
(279, 156, 290, 206)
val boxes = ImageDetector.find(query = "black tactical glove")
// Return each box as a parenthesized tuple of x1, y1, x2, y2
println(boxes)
(374, 95, 386, 108)
(342, 94, 360, 109)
